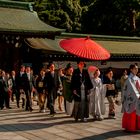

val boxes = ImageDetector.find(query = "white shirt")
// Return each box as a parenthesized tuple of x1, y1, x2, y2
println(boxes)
(27, 73, 30, 80)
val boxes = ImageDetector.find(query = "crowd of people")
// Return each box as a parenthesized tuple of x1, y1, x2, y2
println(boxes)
(0, 61, 140, 132)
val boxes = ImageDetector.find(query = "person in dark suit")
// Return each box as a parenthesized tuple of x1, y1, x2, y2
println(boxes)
(15, 65, 25, 108)
(0, 70, 12, 109)
(45, 62, 61, 115)
(71, 61, 93, 122)
(22, 66, 35, 111)
(0, 69, 3, 109)
(11, 70, 17, 102)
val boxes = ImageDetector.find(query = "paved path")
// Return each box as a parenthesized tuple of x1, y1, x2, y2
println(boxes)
(0, 98, 140, 140)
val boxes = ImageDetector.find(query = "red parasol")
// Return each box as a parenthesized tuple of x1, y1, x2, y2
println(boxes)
(59, 37, 110, 60)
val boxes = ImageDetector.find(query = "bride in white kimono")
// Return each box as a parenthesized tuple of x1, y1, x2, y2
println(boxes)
(89, 68, 106, 121)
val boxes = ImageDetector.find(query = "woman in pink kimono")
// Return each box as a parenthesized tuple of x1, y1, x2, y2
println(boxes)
(122, 64, 140, 132)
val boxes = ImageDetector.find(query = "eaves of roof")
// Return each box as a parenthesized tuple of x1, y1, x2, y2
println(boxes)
(0, 1, 64, 37)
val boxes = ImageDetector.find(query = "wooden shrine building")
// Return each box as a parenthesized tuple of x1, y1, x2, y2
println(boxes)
(0, 0, 63, 72)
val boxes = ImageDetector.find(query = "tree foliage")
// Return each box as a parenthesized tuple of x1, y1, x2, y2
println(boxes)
(10, 0, 140, 36)
(34, 0, 82, 32)
(81, 0, 140, 36)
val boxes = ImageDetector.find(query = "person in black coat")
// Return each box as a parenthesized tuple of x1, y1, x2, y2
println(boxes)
(22, 66, 35, 111)
(45, 63, 61, 115)
(15, 65, 25, 108)
(11, 71, 17, 101)
(103, 68, 118, 119)
(0, 70, 11, 109)
(71, 61, 93, 122)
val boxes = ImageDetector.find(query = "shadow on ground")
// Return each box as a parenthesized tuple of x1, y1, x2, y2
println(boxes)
(76, 130, 140, 140)
(77, 130, 140, 140)
(1, 123, 139, 140)
(0, 119, 76, 132)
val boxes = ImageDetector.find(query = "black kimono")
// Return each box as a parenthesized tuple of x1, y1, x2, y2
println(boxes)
(71, 68, 93, 121)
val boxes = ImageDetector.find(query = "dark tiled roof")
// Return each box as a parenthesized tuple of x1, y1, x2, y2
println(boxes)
(26, 38, 65, 53)
(96, 40, 140, 55)
(0, 0, 33, 11)
(59, 33, 140, 59)
(0, 1, 64, 37)
(26, 36, 140, 60)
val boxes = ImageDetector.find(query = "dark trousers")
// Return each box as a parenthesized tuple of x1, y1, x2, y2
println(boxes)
(24, 90, 32, 110)
(0, 93, 4, 109)
(0, 91, 10, 109)
(47, 89, 56, 114)
(16, 89, 25, 108)
(5, 92, 10, 108)
(64, 99, 66, 112)
(16, 90, 20, 107)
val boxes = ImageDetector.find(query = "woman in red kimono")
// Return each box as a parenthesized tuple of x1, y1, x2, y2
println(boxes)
(122, 64, 140, 132)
